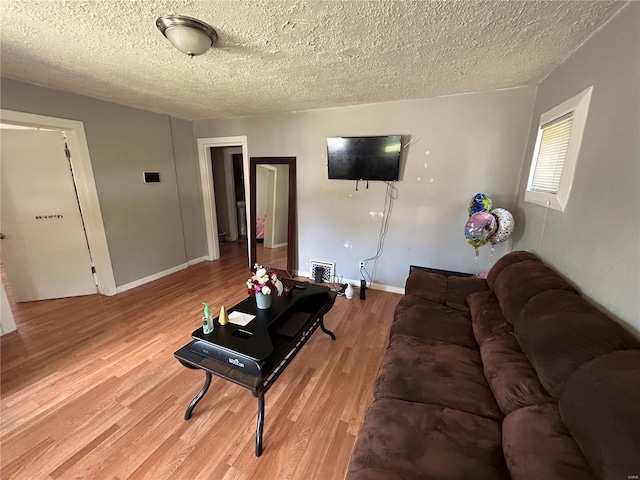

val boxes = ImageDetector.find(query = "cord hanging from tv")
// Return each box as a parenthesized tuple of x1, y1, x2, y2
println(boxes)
(327, 135, 401, 181)
(354, 179, 371, 191)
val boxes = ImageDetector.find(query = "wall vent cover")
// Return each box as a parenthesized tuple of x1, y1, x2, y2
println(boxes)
(309, 260, 335, 282)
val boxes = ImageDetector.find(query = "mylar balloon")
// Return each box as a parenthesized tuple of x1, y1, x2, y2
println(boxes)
(490, 208, 515, 244)
(468, 193, 493, 216)
(464, 212, 497, 248)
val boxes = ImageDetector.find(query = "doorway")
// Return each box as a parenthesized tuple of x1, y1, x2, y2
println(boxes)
(197, 136, 250, 265)
(249, 157, 296, 276)
(0, 110, 115, 300)
(1, 127, 97, 301)
(209, 146, 246, 244)
(255, 164, 289, 250)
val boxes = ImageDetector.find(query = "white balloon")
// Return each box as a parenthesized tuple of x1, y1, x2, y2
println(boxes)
(490, 208, 515, 244)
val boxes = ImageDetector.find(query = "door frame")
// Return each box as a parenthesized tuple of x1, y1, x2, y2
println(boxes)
(196, 136, 250, 263)
(0, 109, 117, 296)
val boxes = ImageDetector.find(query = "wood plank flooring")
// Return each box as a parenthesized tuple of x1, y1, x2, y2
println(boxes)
(1, 241, 399, 479)
(255, 243, 287, 272)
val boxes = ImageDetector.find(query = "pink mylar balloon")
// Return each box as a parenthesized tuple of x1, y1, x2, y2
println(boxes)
(464, 212, 497, 248)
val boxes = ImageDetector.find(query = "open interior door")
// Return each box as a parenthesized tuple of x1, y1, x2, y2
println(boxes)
(1, 129, 97, 302)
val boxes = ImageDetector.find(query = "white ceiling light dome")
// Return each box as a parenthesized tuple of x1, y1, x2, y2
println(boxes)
(156, 15, 218, 57)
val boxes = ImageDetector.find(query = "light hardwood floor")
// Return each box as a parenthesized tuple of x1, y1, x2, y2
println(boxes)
(1, 241, 399, 480)
(255, 243, 288, 272)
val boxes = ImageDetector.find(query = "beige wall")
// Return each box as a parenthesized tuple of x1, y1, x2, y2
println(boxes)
(195, 87, 536, 287)
(170, 117, 207, 261)
(513, 3, 640, 334)
(1, 78, 201, 286)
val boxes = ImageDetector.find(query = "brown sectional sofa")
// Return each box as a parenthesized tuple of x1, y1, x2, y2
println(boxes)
(346, 251, 640, 480)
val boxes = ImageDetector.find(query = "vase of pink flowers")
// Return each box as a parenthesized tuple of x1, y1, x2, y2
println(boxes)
(246, 264, 283, 309)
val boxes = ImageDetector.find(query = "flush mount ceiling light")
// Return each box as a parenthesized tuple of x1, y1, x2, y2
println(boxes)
(156, 15, 218, 57)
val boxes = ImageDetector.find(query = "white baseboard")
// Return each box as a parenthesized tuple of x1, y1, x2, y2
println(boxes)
(341, 277, 404, 294)
(271, 242, 288, 248)
(116, 263, 189, 294)
(368, 283, 404, 294)
(294, 270, 403, 295)
(187, 256, 209, 266)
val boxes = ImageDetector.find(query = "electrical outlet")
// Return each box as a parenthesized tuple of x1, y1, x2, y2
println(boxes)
(359, 260, 365, 269)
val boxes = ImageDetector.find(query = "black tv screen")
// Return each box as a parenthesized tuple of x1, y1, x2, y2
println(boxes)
(327, 135, 401, 181)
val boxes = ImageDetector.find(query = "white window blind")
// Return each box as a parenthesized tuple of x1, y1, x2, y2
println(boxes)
(530, 113, 574, 194)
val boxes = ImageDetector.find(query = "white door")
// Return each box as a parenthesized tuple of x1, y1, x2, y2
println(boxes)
(1, 129, 97, 302)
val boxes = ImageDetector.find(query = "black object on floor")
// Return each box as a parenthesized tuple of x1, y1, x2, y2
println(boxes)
(360, 280, 366, 299)
(314, 266, 323, 283)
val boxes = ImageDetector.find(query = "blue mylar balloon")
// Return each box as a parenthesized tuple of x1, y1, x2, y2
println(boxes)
(468, 193, 493, 216)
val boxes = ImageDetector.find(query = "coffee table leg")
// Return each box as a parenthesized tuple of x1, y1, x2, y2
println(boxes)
(255, 393, 265, 456)
(184, 371, 212, 420)
(320, 316, 336, 341)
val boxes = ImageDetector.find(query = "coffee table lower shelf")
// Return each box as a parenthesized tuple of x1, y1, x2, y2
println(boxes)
(174, 292, 336, 457)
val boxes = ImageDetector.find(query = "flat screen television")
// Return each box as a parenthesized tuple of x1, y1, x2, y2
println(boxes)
(327, 135, 401, 181)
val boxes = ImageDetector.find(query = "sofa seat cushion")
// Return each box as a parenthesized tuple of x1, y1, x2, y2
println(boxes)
(559, 350, 640, 480)
(392, 296, 478, 349)
(374, 335, 502, 421)
(503, 404, 596, 480)
(468, 291, 513, 345)
(480, 333, 553, 415)
(492, 260, 576, 325)
(445, 276, 489, 313)
(347, 398, 509, 480)
(515, 290, 640, 397)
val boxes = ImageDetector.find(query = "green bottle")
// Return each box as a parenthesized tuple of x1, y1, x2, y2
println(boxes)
(202, 302, 213, 334)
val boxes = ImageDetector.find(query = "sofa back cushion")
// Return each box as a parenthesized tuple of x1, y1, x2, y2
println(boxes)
(404, 270, 446, 304)
(445, 276, 488, 312)
(559, 350, 640, 480)
(492, 260, 576, 325)
(486, 250, 539, 291)
(480, 333, 553, 415)
(468, 291, 513, 345)
(515, 290, 640, 397)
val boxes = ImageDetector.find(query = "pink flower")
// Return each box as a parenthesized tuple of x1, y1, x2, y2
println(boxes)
(247, 265, 281, 297)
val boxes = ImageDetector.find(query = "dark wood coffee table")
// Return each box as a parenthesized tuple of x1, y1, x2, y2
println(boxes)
(174, 280, 337, 456)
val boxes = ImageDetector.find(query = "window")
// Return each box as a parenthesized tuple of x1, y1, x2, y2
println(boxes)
(525, 86, 593, 211)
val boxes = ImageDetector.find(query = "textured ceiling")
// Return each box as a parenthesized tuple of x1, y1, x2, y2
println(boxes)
(0, 1, 625, 120)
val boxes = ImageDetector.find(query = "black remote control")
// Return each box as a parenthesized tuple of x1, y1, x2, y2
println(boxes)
(293, 284, 307, 290)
